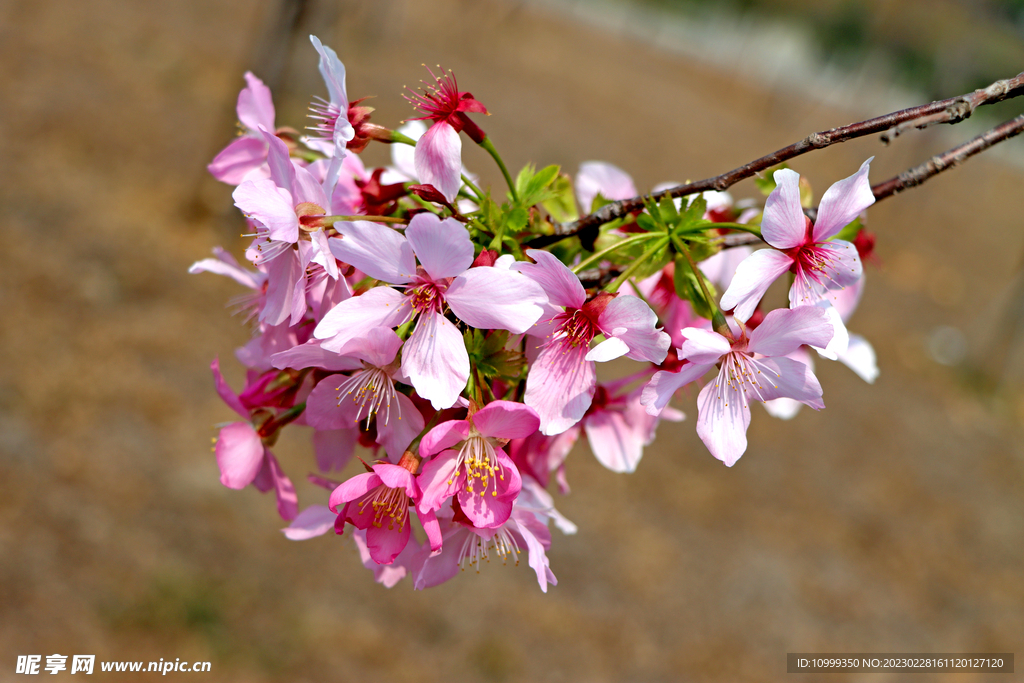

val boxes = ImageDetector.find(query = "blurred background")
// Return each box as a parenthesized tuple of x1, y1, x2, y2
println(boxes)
(1, 0, 1023, 680)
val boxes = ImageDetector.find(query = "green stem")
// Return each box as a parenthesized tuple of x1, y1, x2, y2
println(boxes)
(479, 136, 519, 203)
(671, 234, 729, 335)
(461, 174, 484, 200)
(315, 214, 407, 226)
(676, 221, 762, 238)
(605, 237, 669, 293)
(391, 130, 417, 146)
(572, 234, 658, 274)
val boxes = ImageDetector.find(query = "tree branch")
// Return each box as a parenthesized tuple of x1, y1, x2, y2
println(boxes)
(535, 72, 1024, 248)
(871, 114, 1024, 201)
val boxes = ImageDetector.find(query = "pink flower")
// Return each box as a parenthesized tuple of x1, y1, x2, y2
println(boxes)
(405, 67, 488, 203)
(515, 249, 670, 435)
(304, 328, 425, 460)
(314, 213, 547, 409)
(211, 359, 297, 520)
(557, 381, 685, 474)
(308, 36, 355, 161)
(208, 72, 276, 185)
(575, 161, 637, 213)
(720, 159, 875, 322)
(641, 306, 834, 466)
(329, 458, 442, 565)
(416, 400, 539, 528)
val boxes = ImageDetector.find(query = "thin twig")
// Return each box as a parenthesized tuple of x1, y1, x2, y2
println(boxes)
(538, 72, 1024, 247)
(871, 114, 1024, 201)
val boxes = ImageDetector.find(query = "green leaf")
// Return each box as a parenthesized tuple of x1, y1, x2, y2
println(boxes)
(679, 194, 707, 227)
(635, 213, 659, 233)
(658, 196, 679, 224)
(514, 164, 536, 199)
(505, 207, 529, 234)
(631, 239, 673, 280)
(673, 253, 718, 320)
(540, 174, 578, 223)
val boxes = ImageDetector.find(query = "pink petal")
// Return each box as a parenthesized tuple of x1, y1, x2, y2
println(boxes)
(305, 375, 353, 430)
(416, 450, 462, 514)
(406, 213, 474, 281)
(524, 342, 595, 436)
(751, 356, 824, 409)
(419, 420, 471, 458)
(446, 267, 548, 333)
(260, 249, 303, 326)
(414, 121, 463, 203)
(418, 508, 443, 553)
(511, 514, 557, 592)
(211, 358, 247, 418)
(375, 393, 426, 460)
(207, 136, 268, 185)
(576, 161, 637, 212)
(698, 245, 753, 292)
(270, 340, 362, 372)
(584, 409, 643, 473)
(365, 519, 412, 565)
(329, 472, 381, 513)
(189, 248, 264, 290)
(314, 286, 413, 351)
(472, 401, 540, 440)
(401, 310, 470, 410)
(312, 428, 357, 472)
(260, 127, 298, 198)
(598, 295, 670, 363)
(747, 306, 833, 357)
(515, 249, 587, 309)
(216, 422, 264, 488)
(282, 505, 337, 540)
(237, 71, 275, 133)
(232, 179, 297, 243)
(585, 337, 629, 362)
(718, 248, 794, 322)
(678, 328, 731, 364)
(763, 397, 802, 420)
(336, 327, 404, 368)
(695, 373, 751, 467)
(263, 450, 298, 520)
(813, 157, 875, 242)
(372, 462, 418, 499)
(761, 168, 807, 249)
(640, 362, 712, 416)
(458, 456, 519, 527)
(838, 333, 879, 383)
(292, 163, 330, 209)
(328, 221, 416, 284)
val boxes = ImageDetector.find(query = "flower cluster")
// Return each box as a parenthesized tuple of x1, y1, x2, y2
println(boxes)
(194, 37, 878, 590)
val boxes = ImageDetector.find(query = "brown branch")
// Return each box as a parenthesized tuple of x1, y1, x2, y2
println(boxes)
(871, 114, 1024, 201)
(534, 72, 1024, 249)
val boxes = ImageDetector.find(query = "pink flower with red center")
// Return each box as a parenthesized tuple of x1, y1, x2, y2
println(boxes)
(641, 306, 834, 466)
(404, 66, 488, 203)
(514, 249, 670, 435)
(329, 454, 442, 565)
(720, 159, 875, 323)
(416, 400, 539, 529)
(313, 213, 547, 409)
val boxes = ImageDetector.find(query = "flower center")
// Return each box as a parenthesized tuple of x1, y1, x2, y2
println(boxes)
(406, 280, 446, 315)
(712, 351, 781, 408)
(458, 527, 521, 571)
(450, 435, 504, 498)
(307, 96, 343, 143)
(357, 483, 410, 532)
(555, 308, 598, 349)
(334, 366, 401, 425)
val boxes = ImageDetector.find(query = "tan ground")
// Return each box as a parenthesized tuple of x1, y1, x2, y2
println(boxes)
(1, 0, 1022, 681)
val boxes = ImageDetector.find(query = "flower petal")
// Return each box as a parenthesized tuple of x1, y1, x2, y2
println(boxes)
(575, 161, 636, 212)
(761, 168, 807, 249)
(585, 336, 629, 362)
(524, 342, 596, 435)
(237, 71, 275, 133)
(328, 221, 416, 285)
(838, 332, 878, 383)
(232, 179, 297, 243)
(598, 295, 670, 363)
(282, 505, 337, 540)
(640, 362, 712, 416)
(472, 401, 541, 440)
(584, 408, 643, 473)
(314, 286, 413, 352)
(446, 266, 548, 333)
(747, 305, 833, 357)
(813, 157, 875, 242)
(376, 393, 426, 460)
(695, 373, 751, 467)
(419, 420, 471, 458)
(401, 310, 470, 410)
(678, 328, 731, 364)
(514, 249, 587, 309)
(216, 422, 264, 488)
(748, 356, 824, 409)
(414, 121, 463, 203)
(405, 213, 474, 280)
(718, 248, 794, 322)
(207, 136, 268, 185)
(329, 472, 381, 513)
